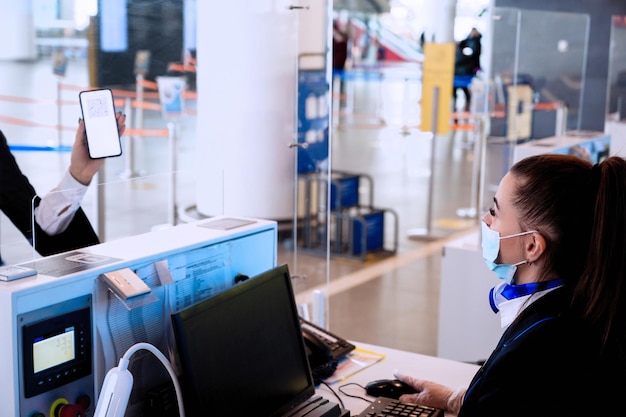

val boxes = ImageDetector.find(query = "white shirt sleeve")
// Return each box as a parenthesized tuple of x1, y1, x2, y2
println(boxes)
(34, 170, 89, 235)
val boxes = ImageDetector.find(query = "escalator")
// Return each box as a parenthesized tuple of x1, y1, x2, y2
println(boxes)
(346, 17, 423, 64)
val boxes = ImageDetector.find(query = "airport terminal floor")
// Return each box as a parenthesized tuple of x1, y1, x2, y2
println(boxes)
(0, 57, 490, 357)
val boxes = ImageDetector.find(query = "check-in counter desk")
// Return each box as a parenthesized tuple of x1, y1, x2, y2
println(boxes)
(3, 214, 481, 417)
(317, 342, 480, 417)
(513, 131, 610, 164)
(0, 216, 277, 417)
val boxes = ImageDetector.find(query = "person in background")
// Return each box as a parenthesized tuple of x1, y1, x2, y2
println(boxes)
(333, 20, 349, 73)
(0, 112, 126, 264)
(453, 28, 482, 113)
(395, 153, 626, 416)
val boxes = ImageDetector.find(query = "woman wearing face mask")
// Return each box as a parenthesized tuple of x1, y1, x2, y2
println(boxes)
(394, 153, 626, 416)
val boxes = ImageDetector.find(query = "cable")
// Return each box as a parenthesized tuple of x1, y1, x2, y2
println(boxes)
(318, 380, 345, 410)
(338, 382, 371, 403)
(123, 343, 185, 417)
(95, 342, 185, 417)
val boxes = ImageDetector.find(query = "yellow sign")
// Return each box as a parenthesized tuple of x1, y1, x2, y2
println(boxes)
(421, 43, 455, 134)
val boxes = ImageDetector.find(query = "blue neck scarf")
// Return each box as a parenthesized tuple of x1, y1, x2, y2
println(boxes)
(489, 279, 565, 314)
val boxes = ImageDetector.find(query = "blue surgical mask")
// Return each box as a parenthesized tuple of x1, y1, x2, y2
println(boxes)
(481, 221, 536, 284)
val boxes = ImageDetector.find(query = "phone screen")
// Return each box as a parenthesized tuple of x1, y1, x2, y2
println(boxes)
(79, 88, 122, 159)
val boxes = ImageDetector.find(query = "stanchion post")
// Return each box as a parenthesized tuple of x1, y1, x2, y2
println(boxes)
(344, 70, 354, 114)
(407, 86, 445, 241)
(135, 74, 145, 173)
(477, 114, 488, 220)
(400, 77, 412, 136)
(95, 168, 106, 242)
(167, 122, 178, 226)
(456, 115, 483, 219)
(424, 88, 437, 233)
(57, 79, 62, 147)
(120, 97, 136, 178)
(470, 116, 483, 216)
(375, 71, 385, 125)
(136, 74, 144, 125)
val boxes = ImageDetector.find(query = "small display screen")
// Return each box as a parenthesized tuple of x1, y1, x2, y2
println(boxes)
(33, 327, 75, 374)
(21, 302, 92, 399)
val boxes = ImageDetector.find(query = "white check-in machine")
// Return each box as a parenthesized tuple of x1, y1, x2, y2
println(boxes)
(0, 216, 277, 417)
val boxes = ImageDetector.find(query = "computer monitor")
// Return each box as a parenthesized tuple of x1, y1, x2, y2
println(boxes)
(171, 264, 315, 416)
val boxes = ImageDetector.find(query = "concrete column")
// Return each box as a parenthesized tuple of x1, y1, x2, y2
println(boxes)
(0, 0, 36, 61)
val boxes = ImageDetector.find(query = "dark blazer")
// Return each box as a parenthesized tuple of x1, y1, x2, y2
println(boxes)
(0, 130, 99, 263)
(458, 286, 626, 417)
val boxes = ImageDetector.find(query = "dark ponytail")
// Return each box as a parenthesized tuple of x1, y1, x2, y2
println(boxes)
(572, 156, 626, 344)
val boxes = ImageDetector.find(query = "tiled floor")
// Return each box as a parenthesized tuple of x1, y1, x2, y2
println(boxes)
(0, 58, 491, 357)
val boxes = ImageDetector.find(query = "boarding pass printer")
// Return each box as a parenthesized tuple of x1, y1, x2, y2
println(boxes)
(0, 216, 277, 417)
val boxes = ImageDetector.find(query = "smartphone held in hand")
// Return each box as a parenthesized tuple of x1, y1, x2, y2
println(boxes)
(79, 88, 122, 159)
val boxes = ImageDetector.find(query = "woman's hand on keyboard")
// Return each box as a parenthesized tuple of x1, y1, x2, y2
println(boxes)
(393, 370, 466, 415)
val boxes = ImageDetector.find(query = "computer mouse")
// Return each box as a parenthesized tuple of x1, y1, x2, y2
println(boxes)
(365, 378, 419, 399)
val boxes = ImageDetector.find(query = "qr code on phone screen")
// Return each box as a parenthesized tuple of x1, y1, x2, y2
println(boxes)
(86, 97, 111, 118)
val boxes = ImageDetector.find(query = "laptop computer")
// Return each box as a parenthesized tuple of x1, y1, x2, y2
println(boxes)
(171, 264, 343, 417)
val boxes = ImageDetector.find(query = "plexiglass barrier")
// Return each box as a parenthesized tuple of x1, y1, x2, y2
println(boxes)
(605, 16, 626, 159)
(0, 2, 334, 330)
(491, 8, 589, 136)
(481, 8, 590, 212)
(607, 16, 626, 120)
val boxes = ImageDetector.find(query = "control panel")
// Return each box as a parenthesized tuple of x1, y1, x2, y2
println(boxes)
(18, 296, 93, 417)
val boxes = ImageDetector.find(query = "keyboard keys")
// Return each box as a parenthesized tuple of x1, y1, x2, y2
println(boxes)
(357, 397, 444, 417)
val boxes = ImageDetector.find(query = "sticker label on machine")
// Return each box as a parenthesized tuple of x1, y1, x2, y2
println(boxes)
(21, 251, 121, 277)
(150, 243, 233, 313)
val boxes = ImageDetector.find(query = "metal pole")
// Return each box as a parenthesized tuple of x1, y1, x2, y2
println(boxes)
(400, 77, 411, 136)
(57, 79, 62, 148)
(456, 115, 482, 219)
(167, 122, 178, 226)
(135, 74, 145, 174)
(477, 114, 488, 220)
(424, 87, 438, 231)
(120, 98, 135, 178)
(376, 71, 385, 125)
(408, 86, 443, 241)
(469, 117, 482, 215)
(96, 168, 106, 241)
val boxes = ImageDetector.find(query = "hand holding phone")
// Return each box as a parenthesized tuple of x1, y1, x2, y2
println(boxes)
(79, 88, 122, 159)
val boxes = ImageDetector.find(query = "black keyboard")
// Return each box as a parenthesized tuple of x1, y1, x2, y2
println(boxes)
(356, 397, 444, 417)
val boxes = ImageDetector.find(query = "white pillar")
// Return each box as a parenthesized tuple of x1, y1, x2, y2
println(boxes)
(195, 1, 330, 220)
(195, 1, 299, 219)
(423, 0, 456, 43)
(0, 0, 36, 61)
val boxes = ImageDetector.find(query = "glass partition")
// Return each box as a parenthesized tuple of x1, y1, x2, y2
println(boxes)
(1, 124, 199, 266)
(606, 16, 626, 120)
(605, 15, 626, 160)
(483, 8, 590, 212)
(1, 0, 488, 355)
(491, 8, 589, 134)
(0, 1, 333, 331)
